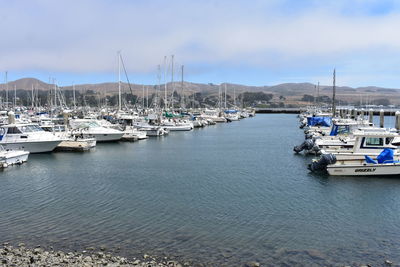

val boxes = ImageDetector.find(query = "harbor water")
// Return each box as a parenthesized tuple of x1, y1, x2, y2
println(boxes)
(1, 114, 400, 266)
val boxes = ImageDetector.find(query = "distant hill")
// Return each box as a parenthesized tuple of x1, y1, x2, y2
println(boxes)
(0, 77, 399, 105)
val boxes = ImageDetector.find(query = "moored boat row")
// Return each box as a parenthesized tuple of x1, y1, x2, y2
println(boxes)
(0, 107, 255, 170)
(295, 107, 400, 176)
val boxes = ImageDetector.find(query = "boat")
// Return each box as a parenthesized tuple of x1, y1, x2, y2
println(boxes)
(69, 119, 124, 142)
(0, 145, 29, 167)
(161, 119, 193, 131)
(0, 123, 63, 153)
(319, 130, 400, 162)
(121, 126, 148, 141)
(327, 148, 400, 176)
(41, 125, 97, 152)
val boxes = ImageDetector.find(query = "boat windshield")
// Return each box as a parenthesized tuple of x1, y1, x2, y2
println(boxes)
(19, 125, 45, 133)
(76, 121, 100, 128)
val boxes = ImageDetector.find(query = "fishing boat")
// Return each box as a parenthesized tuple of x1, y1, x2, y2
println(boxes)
(319, 130, 400, 162)
(327, 148, 400, 176)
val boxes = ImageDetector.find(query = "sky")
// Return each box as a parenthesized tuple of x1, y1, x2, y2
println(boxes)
(1, 0, 400, 88)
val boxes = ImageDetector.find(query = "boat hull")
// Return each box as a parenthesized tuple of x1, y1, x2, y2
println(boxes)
(1, 150, 29, 165)
(1, 140, 62, 153)
(85, 133, 124, 142)
(327, 163, 400, 176)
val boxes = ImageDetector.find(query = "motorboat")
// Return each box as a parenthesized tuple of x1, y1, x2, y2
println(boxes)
(0, 145, 29, 167)
(161, 119, 193, 131)
(41, 124, 97, 151)
(0, 123, 63, 153)
(319, 130, 400, 162)
(69, 119, 124, 142)
(326, 149, 400, 176)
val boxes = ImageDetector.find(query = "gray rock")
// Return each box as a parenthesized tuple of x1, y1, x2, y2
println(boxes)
(245, 261, 260, 267)
(385, 260, 393, 265)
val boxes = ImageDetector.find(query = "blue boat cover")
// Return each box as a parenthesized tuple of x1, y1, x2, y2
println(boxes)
(365, 155, 377, 164)
(307, 117, 332, 127)
(377, 148, 394, 164)
(224, 110, 238, 114)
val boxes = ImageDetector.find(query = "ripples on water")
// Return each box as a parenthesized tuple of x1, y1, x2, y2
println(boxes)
(1, 114, 400, 266)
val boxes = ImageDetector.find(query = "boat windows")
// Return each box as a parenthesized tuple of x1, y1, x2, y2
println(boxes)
(365, 137, 383, 146)
(19, 125, 44, 133)
(7, 127, 22, 134)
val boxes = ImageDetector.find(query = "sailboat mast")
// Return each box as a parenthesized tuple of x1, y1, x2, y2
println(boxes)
(118, 51, 122, 111)
(224, 83, 227, 109)
(142, 85, 145, 108)
(181, 65, 184, 108)
(171, 55, 174, 109)
(14, 84, 16, 108)
(157, 64, 161, 110)
(73, 83, 76, 110)
(31, 84, 34, 109)
(164, 56, 167, 110)
(332, 69, 336, 116)
(53, 79, 57, 109)
(146, 86, 149, 109)
(233, 87, 236, 107)
(5, 71, 8, 110)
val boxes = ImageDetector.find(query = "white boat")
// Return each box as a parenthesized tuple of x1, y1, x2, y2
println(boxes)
(200, 110, 227, 123)
(327, 162, 400, 176)
(132, 122, 168, 136)
(0, 123, 63, 153)
(320, 130, 400, 162)
(41, 125, 97, 151)
(121, 126, 148, 141)
(327, 149, 400, 176)
(161, 120, 193, 131)
(0, 146, 29, 167)
(69, 119, 124, 142)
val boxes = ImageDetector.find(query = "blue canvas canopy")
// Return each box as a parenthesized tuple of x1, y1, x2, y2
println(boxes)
(377, 148, 394, 164)
(224, 110, 238, 114)
(307, 117, 332, 127)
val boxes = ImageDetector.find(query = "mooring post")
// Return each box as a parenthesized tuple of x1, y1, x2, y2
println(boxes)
(369, 109, 374, 124)
(380, 109, 384, 128)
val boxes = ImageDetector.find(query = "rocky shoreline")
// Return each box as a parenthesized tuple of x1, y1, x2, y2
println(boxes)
(0, 243, 186, 267)
(0, 242, 398, 267)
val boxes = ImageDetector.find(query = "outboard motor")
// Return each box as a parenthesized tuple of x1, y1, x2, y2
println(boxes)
(308, 154, 337, 172)
(293, 139, 315, 153)
(305, 133, 314, 140)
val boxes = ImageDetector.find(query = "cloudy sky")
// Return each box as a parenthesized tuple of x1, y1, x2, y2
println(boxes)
(1, 0, 400, 87)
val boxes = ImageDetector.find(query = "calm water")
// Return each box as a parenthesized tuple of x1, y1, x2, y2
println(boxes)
(1, 114, 400, 266)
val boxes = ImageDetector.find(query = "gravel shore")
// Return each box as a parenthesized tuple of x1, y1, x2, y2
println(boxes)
(0, 243, 185, 267)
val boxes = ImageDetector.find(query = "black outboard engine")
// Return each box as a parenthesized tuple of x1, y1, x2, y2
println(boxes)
(293, 139, 315, 153)
(305, 133, 314, 139)
(308, 154, 337, 172)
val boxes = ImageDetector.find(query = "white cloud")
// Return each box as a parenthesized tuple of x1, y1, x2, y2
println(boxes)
(1, 0, 400, 84)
